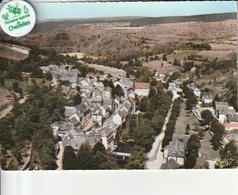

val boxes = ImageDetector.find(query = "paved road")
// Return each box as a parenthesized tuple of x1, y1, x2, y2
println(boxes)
(145, 91, 179, 169)
(56, 141, 64, 170)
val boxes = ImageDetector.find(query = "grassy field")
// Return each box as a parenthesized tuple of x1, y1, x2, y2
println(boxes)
(167, 49, 200, 61)
(4, 78, 50, 93)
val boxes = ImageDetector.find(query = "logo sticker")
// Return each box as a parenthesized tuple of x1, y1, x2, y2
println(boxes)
(0, 1, 36, 37)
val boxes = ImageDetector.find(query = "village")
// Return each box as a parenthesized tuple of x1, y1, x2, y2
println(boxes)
(39, 62, 238, 170)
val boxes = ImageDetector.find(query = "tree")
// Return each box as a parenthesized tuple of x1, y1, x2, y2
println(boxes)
(220, 140, 238, 168)
(62, 146, 77, 170)
(125, 145, 147, 169)
(27, 106, 40, 123)
(112, 84, 124, 98)
(139, 97, 148, 112)
(15, 116, 34, 140)
(185, 123, 190, 135)
(149, 88, 156, 99)
(73, 93, 82, 106)
(12, 81, 19, 92)
(45, 72, 53, 81)
(162, 54, 167, 61)
(184, 152, 197, 169)
(201, 110, 214, 125)
(76, 143, 94, 170)
(92, 142, 106, 154)
(183, 61, 194, 72)
(132, 120, 156, 152)
(150, 79, 157, 87)
(92, 151, 118, 170)
(0, 117, 14, 149)
(0, 76, 4, 86)
(184, 134, 201, 168)
(32, 126, 58, 170)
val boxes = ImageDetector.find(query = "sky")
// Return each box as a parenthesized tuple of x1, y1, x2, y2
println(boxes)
(0, 1, 237, 21)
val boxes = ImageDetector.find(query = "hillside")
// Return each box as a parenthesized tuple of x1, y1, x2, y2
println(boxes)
(0, 12, 236, 57)
(27, 12, 238, 34)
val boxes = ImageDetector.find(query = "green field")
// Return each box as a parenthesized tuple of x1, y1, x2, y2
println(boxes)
(4, 78, 50, 93)
(167, 49, 199, 61)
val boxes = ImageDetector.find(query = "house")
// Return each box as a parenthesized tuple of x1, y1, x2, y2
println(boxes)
(62, 128, 86, 150)
(69, 113, 81, 126)
(224, 123, 238, 131)
(215, 102, 236, 124)
(225, 113, 238, 123)
(160, 159, 180, 169)
(223, 113, 238, 131)
(51, 121, 74, 138)
(123, 100, 132, 113)
(113, 106, 129, 126)
(76, 102, 91, 126)
(193, 88, 201, 97)
(92, 108, 103, 126)
(113, 97, 121, 111)
(90, 97, 103, 108)
(134, 82, 150, 96)
(100, 127, 114, 149)
(83, 118, 96, 132)
(102, 87, 112, 98)
(168, 82, 182, 94)
(168, 82, 177, 92)
(215, 102, 235, 115)
(224, 130, 238, 146)
(164, 139, 185, 166)
(86, 72, 99, 79)
(202, 93, 213, 104)
(113, 142, 131, 161)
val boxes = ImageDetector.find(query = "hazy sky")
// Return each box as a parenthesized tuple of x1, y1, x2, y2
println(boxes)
(0, 1, 237, 21)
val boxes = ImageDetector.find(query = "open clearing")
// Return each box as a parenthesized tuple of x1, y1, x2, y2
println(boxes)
(87, 64, 126, 76)
(19, 19, 237, 56)
(197, 50, 233, 59)
(174, 102, 219, 166)
(0, 88, 13, 107)
(60, 52, 85, 59)
(0, 42, 30, 61)
(4, 78, 50, 93)
(143, 60, 181, 75)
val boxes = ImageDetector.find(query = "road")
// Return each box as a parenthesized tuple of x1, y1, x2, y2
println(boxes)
(0, 96, 26, 120)
(56, 141, 64, 170)
(145, 91, 179, 169)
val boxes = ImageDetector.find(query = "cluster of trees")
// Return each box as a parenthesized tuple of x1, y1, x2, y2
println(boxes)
(62, 142, 118, 170)
(186, 54, 208, 62)
(162, 99, 181, 149)
(129, 84, 173, 156)
(0, 85, 65, 169)
(201, 110, 224, 150)
(12, 81, 23, 97)
(224, 77, 237, 111)
(219, 140, 238, 168)
(102, 79, 124, 98)
(81, 45, 175, 78)
(184, 42, 211, 50)
(125, 145, 147, 169)
(182, 61, 195, 72)
(184, 134, 201, 169)
(182, 82, 198, 110)
(71, 62, 100, 77)
(200, 57, 236, 75)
